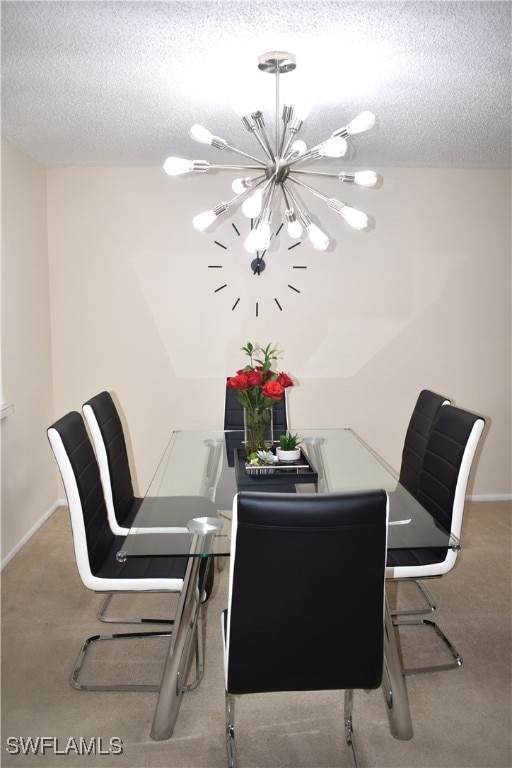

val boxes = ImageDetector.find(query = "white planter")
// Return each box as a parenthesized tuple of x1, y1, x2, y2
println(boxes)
(276, 447, 301, 462)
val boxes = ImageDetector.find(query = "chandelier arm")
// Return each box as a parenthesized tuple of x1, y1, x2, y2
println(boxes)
(223, 144, 267, 165)
(248, 129, 274, 162)
(281, 184, 292, 210)
(287, 169, 378, 188)
(282, 182, 307, 219)
(263, 179, 277, 220)
(284, 183, 322, 231)
(279, 123, 289, 158)
(208, 163, 267, 171)
(255, 179, 277, 226)
(292, 169, 342, 178)
(227, 184, 268, 209)
(257, 125, 276, 162)
(284, 149, 321, 169)
(281, 131, 295, 160)
(288, 176, 368, 230)
(287, 175, 330, 204)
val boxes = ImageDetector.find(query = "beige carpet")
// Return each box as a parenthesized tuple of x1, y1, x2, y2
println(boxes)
(1, 501, 511, 768)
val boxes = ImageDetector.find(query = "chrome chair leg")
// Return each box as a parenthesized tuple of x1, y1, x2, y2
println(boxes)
(344, 689, 361, 768)
(70, 630, 172, 691)
(389, 578, 438, 617)
(393, 617, 463, 675)
(97, 592, 174, 625)
(225, 692, 237, 768)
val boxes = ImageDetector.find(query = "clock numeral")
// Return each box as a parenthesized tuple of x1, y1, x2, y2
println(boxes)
(232, 298, 240, 311)
(274, 298, 283, 311)
(232, 223, 241, 237)
(214, 240, 227, 249)
(288, 242, 301, 251)
(293, 265, 307, 270)
(288, 284, 301, 294)
(255, 302, 259, 317)
(214, 284, 228, 293)
(208, 265, 223, 269)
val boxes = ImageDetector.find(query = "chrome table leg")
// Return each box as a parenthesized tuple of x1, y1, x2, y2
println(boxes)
(150, 519, 221, 741)
(150, 554, 202, 740)
(382, 598, 414, 740)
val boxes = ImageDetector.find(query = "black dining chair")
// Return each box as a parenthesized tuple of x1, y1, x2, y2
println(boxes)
(399, 389, 451, 497)
(222, 489, 388, 768)
(83, 390, 214, 622)
(47, 411, 212, 692)
(387, 404, 485, 674)
(82, 391, 143, 535)
(390, 389, 451, 615)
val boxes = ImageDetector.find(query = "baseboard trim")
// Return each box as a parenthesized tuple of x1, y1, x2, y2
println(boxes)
(1, 499, 65, 571)
(468, 493, 512, 502)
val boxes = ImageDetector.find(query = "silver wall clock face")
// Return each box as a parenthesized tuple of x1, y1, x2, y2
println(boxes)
(207, 220, 305, 317)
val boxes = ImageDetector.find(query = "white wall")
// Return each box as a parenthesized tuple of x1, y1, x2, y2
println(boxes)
(46, 164, 511, 498)
(1, 140, 56, 565)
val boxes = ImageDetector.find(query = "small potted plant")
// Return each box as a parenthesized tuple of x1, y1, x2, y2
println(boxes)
(276, 433, 301, 462)
(246, 450, 279, 475)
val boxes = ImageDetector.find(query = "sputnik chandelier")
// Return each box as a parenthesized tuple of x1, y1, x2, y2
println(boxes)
(163, 51, 377, 253)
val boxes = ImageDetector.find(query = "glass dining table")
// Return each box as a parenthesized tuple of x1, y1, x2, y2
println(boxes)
(118, 428, 459, 742)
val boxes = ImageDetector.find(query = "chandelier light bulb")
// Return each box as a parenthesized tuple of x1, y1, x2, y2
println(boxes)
(290, 139, 307, 157)
(241, 189, 264, 218)
(232, 176, 254, 194)
(306, 222, 330, 251)
(340, 205, 368, 230)
(244, 222, 271, 253)
(192, 209, 217, 231)
(285, 208, 303, 238)
(287, 218, 303, 239)
(345, 111, 376, 135)
(318, 136, 348, 158)
(189, 124, 215, 144)
(163, 157, 195, 176)
(353, 171, 378, 187)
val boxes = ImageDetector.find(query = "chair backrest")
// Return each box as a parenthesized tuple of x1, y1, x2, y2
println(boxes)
(416, 404, 485, 540)
(224, 490, 388, 695)
(224, 380, 288, 466)
(399, 389, 451, 496)
(82, 391, 135, 534)
(47, 411, 117, 589)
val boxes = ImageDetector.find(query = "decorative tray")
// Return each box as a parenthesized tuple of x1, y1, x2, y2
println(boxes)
(234, 448, 318, 488)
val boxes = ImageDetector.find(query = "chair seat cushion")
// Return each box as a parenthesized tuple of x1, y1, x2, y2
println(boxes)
(386, 547, 447, 568)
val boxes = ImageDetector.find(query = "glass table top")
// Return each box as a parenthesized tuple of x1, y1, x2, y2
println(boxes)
(119, 429, 458, 559)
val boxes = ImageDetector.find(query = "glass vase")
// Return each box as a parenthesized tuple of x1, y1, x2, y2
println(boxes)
(243, 406, 274, 458)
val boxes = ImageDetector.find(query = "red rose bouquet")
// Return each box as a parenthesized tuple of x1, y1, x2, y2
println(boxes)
(227, 342, 294, 456)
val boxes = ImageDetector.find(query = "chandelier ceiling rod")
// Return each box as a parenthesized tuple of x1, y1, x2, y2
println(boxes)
(163, 51, 378, 253)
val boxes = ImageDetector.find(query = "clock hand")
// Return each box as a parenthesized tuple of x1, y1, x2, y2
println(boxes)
(251, 251, 266, 275)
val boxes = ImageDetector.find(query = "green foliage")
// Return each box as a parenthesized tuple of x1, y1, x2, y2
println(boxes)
(241, 341, 278, 373)
(279, 432, 301, 450)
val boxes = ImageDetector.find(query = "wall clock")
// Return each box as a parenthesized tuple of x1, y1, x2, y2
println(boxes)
(207, 219, 306, 317)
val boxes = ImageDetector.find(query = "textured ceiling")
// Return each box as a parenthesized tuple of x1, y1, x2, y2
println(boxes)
(1, 0, 511, 169)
